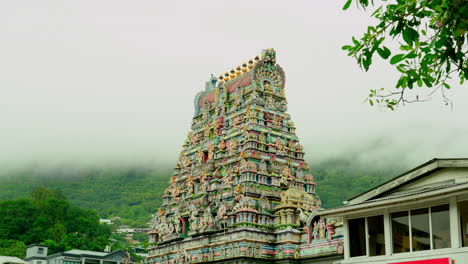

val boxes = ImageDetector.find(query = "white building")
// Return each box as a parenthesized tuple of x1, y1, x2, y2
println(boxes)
(99, 219, 112, 225)
(25, 245, 134, 264)
(319, 158, 468, 264)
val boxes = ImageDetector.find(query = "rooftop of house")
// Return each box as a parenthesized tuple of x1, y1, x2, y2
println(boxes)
(0, 256, 26, 264)
(319, 158, 468, 217)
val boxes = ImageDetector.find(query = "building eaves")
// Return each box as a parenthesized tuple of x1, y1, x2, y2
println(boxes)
(26, 244, 48, 248)
(345, 158, 468, 204)
(319, 180, 468, 217)
(24, 257, 47, 261)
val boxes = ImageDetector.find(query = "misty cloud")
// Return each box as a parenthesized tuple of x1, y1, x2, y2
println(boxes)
(0, 0, 467, 172)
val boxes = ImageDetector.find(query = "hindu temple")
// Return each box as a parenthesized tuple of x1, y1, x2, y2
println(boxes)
(146, 49, 343, 264)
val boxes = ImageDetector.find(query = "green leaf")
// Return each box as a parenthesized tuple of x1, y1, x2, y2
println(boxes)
(417, 79, 423, 87)
(369, 99, 374, 106)
(405, 51, 417, 59)
(377, 46, 391, 59)
(341, 45, 353, 50)
(390, 54, 405, 65)
(363, 59, 369, 71)
(443, 83, 451, 89)
(422, 78, 433, 87)
(343, 0, 352, 10)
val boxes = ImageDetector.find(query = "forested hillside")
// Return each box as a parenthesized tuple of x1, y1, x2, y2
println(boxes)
(0, 159, 406, 226)
(311, 158, 403, 208)
(0, 166, 171, 227)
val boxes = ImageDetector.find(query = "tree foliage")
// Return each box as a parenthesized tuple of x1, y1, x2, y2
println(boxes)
(0, 188, 111, 257)
(342, 0, 468, 109)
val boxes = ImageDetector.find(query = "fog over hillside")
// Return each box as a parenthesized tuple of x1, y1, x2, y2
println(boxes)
(1, 0, 467, 171)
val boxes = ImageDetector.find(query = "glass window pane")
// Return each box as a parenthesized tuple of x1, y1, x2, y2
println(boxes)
(410, 208, 430, 251)
(431, 204, 451, 249)
(368, 215, 385, 256)
(392, 211, 410, 253)
(459, 200, 468, 247)
(349, 218, 366, 257)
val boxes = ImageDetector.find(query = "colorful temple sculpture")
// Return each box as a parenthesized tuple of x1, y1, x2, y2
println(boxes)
(147, 49, 343, 264)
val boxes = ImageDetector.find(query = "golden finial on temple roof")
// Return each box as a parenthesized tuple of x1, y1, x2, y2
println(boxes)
(248, 59, 254, 69)
(230, 69, 235, 79)
(242, 63, 247, 72)
(217, 55, 262, 83)
(236, 66, 241, 76)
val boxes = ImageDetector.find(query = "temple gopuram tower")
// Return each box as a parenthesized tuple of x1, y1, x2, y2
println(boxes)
(147, 49, 343, 264)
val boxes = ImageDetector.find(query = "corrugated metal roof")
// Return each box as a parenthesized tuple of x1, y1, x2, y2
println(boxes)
(362, 181, 468, 203)
(346, 158, 468, 203)
(320, 181, 468, 215)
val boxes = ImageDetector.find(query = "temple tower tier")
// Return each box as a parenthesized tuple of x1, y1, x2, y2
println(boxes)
(147, 49, 343, 264)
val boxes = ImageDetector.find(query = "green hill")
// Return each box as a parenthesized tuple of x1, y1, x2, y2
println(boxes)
(0, 159, 404, 226)
(0, 166, 171, 227)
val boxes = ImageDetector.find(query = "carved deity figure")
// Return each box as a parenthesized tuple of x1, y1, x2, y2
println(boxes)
(200, 178, 210, 192)
(312, 222, 319, 241)
(319, 219, 326, 240)
(281, 166, 293, 179)
(208, 144, 215, 160)
(266, 96, 275, 108)
(173, 210, 182, 234)
(273, 115, 283, 127)
(223, 170, 234, 186)
(263, 80, 273, 93)
(258, 133, 266, 143)
(242, 125, 249, 138)
(171, 186, 181, 197)
(218, 140, 226, 150)
(203, 207, 214, 229)
(240, 159, 248, 171)
(187, 175, 195, 194)
(275, 138, 286, 154)
(265, 112, 274, 124)
(204, 124, 211, 138)
(228, 139, 238, 154)
(258, 194, 270, 211)
(259, 159, 267, 174)
(248, 89, 262, 105)
(196, 148, 203, 163)
(217, 203, 229, 220)
(327, 220, 336, 240)
(233, 116, 242, 128)
(215, 116, 224, 135)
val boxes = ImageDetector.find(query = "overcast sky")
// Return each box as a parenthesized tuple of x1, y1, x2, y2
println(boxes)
(1, 0, 467, 171)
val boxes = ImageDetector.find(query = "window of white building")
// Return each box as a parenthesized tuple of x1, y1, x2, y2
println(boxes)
(391, 204, 450, 254)
(349, 215, 385, 257)
(459, 200, 468, 247)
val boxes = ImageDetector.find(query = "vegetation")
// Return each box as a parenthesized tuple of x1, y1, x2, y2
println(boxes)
(0, 159, 404, 225)
(0, 188, 112, 258)
(0, 167, 171, 227)
(342, 0, 468, 109)
(311, 158, 403, 208)
(0, 159, 406, 258)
